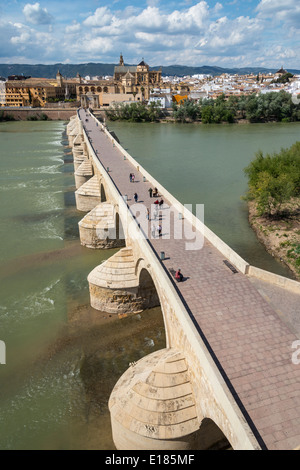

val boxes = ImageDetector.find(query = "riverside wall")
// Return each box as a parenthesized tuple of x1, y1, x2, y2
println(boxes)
(1, 107, 77, 121)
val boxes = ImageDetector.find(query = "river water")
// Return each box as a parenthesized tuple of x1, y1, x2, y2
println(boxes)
(0, 119, 299, 450)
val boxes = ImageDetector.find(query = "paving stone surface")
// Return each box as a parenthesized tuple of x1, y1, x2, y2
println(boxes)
(79, 109, 300, 450)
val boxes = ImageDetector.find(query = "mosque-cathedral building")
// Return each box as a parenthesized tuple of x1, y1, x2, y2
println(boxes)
(78, 54, 162, 108)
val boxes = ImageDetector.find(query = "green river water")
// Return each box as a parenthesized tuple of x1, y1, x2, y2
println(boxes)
(0, 119, 299, 449)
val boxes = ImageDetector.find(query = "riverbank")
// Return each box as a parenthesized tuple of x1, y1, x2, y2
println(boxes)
(248, 200, 300, 281)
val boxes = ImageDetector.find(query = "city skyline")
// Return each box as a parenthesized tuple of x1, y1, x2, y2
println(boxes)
(0, 1, 299, 69)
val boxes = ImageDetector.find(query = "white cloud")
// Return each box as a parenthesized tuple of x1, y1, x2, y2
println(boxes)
(83, 7, 113, 27)
(196, 16, 262, 56)
(23, 3, 53, 25)
(256, 0, 294, 16)
(134, 7, 164, 30)
(256, 0, 300, 29)
(64, 35, 113, 61)
(65, 21, 81, 34)
(167, 2, 209, 33)
(213, 3, 223, 14)
(264, 45, 296, 60)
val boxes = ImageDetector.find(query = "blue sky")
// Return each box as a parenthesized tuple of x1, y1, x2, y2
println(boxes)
(0, 1, 299, 68)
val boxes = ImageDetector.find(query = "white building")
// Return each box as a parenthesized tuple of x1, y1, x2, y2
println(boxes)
(149, 92, 173, 108)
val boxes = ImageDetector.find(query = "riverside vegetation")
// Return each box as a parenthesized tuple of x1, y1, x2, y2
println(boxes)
(0, 110, 49, 121)
(0, 110, 15, 121)
(244, 142, 300, 279)
(106, 91, 300, 124)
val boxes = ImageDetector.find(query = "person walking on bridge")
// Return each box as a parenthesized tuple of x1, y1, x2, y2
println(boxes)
(157, 224, 162, 237)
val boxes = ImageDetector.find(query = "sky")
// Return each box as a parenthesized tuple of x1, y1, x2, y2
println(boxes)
(0, 0, 299, 68)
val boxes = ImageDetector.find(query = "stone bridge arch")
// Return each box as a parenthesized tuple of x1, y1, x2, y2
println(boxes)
(135, 258, 162, 313)
(196, 418, 232, 450)
(100, 182, 107, 202)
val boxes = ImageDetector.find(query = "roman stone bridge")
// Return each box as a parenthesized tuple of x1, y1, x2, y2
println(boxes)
(66, 108, 300, 451)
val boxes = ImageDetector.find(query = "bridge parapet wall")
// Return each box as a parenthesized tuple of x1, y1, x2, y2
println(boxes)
(248, 266, 300, 294)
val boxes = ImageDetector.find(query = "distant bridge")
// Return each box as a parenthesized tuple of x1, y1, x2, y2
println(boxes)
(66, 108, 300, 451)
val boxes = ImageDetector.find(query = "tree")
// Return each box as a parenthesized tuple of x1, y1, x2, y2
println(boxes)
(252, 171, 294, 216)
(147, 101, 163, 122)
(201, 105, 214, 123)
(172, 99, 200, 122)
(244, 143, 300, 217)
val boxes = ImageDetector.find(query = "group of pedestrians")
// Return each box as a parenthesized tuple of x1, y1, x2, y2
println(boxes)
(148, 187, 159, 198)
(128, 172, 184, 281)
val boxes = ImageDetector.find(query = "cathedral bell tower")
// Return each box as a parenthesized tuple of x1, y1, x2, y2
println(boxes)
(56, 70, 63, 87)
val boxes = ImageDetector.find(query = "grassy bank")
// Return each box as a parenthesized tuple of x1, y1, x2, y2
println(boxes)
(248, 200, 300, 280)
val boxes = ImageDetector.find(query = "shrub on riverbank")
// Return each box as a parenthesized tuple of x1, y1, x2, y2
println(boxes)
(26, 113, 49, 121)
(106, 101, 163, 122)
(244, 142, 300, 217)
(0, 110, 15, 121)
(172, 94, 236, 123)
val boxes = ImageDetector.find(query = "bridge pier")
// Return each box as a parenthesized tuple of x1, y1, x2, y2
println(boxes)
(109, 348, 232, 450)
(72, 138, 86, 170)
(67, 116, 80, 147)
(87, 247, 159, 316)
(72, 133, 84, 147)
(75, 175, 101, 212)
(73, 153, 86, 172)
(79, 202, 126, 250)
(74, 158, 93, 189)
(109, 348, 205, 450)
